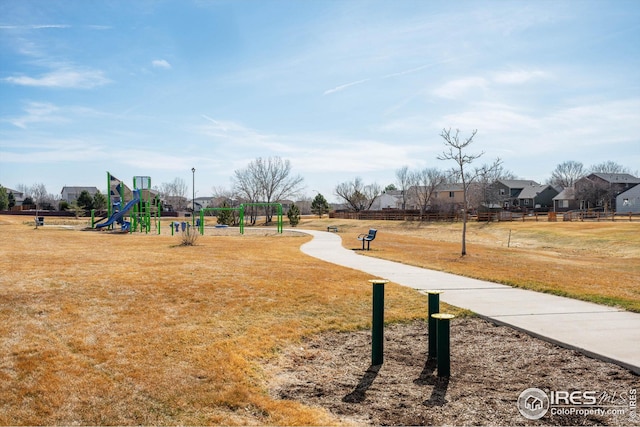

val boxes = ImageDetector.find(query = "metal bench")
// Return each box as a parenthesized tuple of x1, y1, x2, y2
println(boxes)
(357, 228, 377, 250)
(327, 226, 338, 232)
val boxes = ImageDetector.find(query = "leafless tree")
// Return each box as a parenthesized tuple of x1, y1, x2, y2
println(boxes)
(589, 161, 631, 175)
(233, 157, 304, 224)
(548, 161, 585, 188)
(30, 183, 48, 228)
(408, 168, 446, 215)
(334, 177, 381, 212)
(438, 128, 500, 256)
(395, 165, 411, 210)
(157, 178, 189, 211)
(472, 163, 515, 211)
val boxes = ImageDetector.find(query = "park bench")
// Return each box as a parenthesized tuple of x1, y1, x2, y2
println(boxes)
(357, 228, 377, 250)
(327, 226, 338, 232)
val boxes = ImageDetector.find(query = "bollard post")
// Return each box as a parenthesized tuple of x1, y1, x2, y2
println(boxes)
(432, 313, 455, 377)
(368, 279, 389, 366)
(426, 290, 443, 359)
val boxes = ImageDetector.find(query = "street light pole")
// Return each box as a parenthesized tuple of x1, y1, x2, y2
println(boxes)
(191, 167, 195, 227)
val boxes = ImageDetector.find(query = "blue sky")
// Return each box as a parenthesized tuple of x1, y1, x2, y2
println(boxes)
(1, 0, 639, 202)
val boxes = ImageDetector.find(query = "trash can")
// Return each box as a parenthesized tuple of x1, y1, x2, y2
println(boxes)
(36, 217, 44, 226)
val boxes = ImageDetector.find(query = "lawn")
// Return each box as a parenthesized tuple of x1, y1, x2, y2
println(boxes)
(0, 216, 436, 425)
(298, 217, 640, 312)
(0, 215, 638, 424)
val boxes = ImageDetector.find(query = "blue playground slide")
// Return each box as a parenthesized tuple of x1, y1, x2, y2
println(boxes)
(96, 190, 141, 231)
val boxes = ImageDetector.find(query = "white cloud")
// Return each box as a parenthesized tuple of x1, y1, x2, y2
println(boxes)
(0, 24, 70, 30)
(7, 101, 65, 129)
(432, 77, 488, 99)
(152, 59, 172, 69)
(3, 68, 110, 88)
(493, 69, 549, 84)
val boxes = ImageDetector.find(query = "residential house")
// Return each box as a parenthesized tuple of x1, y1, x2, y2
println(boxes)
(575, 173, 640, 211)
(370, 190, 404, 210)
(493, 180, 540, 209)
(615, 185, 640, 214)
(61, 186, 100, 203)
(516, 184, 559, 211)
(553, 187, 579, 212)
(432, 183, 465, 212)
(4, 188, 25, 207)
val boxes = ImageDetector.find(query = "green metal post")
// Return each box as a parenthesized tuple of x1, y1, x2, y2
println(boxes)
(278, 203, 283, 233)
(239, 205, 244, 235)
(199, 210, 205, 235)
(432, 313, 455, 377)
(91, 209, 95, 228)
(427, 290, 443, 359)
(369, 279, 388, 365)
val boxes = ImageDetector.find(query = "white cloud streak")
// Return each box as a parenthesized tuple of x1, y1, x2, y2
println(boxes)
(3, 68, 110, 88)
(323, 78, 370, 95)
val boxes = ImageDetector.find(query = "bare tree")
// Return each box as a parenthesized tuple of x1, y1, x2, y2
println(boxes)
(395, 166, 411, 210)
(157, 178, 189, 211)
(30, 183, 48, 228)
(548, 161, 585, 188)
(472, 163, 516, 211)
(334, 177, 381, 211)
(438, 128, 500, 256)
(589, 161, 630, 174)
(234, 157, 304, 224)
(233, 164, 262, 225)
(408, 168, 446, 215)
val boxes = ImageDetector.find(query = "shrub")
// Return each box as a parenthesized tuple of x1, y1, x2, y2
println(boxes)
(287, 203, 300, 227)
(180, 224, 199, 246)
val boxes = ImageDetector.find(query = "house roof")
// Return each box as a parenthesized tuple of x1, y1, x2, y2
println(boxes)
(617, 185, 640, 197)
(434, 183, 465, 192)
(517, 184, 553, 199)
(382, 189, 404, 196)
(4, 187, 23, 196)
(61, 186, 99, 194)
(553, 187, 576, 200)
(497, 179, 540, 189)
(589, 173, 640, 184)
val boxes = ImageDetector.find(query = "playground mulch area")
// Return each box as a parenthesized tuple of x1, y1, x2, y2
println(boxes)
(267, 317, 639, 426)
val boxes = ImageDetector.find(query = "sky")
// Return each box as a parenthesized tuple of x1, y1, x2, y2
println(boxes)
(1, 0, 639, 203)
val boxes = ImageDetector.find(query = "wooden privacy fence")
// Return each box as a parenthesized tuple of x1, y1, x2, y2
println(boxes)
(330, 210, 640, 222)
(330, 210, 461, 221)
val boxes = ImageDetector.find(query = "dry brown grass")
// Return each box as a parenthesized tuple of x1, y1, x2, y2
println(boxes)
(299, 217, 640, 312)
(0, 216, 451, 425)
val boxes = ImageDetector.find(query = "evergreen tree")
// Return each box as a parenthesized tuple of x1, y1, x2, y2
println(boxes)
(0, 186, 8, 210)
(217, 201, 233, 225)
(77, 190, 94, 215)
(287, 203, 300, 227)
(93, 191, 106, 211)
(311, 193, 330, 218)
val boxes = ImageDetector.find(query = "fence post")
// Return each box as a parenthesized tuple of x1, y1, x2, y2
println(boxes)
(426, 290, 443, 359)
(369, 279, 388, 365)
(432, 313, 455, 377)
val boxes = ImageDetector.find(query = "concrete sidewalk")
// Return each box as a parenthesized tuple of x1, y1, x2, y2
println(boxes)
(297, 229, 640, 374)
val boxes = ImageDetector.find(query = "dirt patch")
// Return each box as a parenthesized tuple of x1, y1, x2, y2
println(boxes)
(267, 318, 639, 426)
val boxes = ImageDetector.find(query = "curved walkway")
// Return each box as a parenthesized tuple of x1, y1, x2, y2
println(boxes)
(297, 229, 640, 374)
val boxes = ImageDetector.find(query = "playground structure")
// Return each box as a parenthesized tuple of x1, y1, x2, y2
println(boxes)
(91, 171, 283, 235)
(93, 172, 162, 233)
(198, 203, 283, 235)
